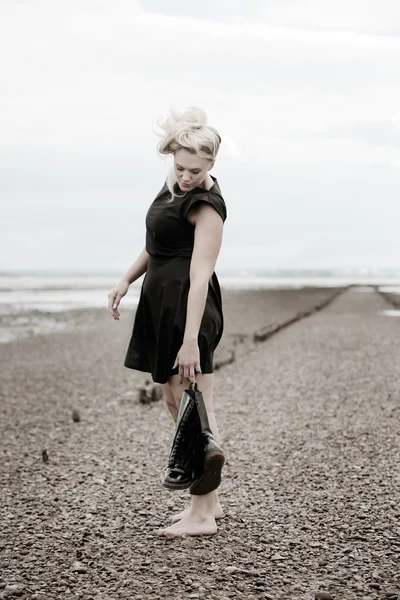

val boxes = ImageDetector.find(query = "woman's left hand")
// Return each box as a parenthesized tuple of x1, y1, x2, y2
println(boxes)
(173, 339, 202, 384)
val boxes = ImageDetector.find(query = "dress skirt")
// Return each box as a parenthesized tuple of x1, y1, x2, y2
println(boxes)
(124, 254, 224, 384)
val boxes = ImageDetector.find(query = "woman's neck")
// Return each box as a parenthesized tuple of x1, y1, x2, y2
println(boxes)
(200, 173, 214, 191)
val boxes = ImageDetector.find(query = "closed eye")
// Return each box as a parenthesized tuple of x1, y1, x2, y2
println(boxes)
(176, 165, 201, 174)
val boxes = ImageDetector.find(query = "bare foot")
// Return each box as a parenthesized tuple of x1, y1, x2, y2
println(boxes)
(169, 503, 224, 523)
(156, 513, 217, 537)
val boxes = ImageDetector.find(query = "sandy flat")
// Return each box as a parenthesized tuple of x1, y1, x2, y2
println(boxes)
(1, 286, 399, 600)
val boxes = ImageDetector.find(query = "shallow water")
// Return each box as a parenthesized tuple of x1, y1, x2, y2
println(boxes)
(378, 286, 400, 294)
(380, 309, 400, 317)
(1, 276, 400, 315)
(1, 275, 400, 343)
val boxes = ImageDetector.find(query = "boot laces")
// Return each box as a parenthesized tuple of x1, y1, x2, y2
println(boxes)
(168, 407, 194, 468)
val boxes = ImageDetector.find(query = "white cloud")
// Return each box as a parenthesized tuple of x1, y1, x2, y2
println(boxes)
(1, 0, 400, 270)
(332, 120, 400, 150)
(259, 0, 400, 34)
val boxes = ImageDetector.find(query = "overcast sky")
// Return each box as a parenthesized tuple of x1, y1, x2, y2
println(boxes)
(1, 0, 400, 273)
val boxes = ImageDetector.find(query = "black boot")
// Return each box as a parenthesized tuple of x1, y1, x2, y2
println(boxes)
(162, 389, 200, 490)
(189, 384, 225, 496)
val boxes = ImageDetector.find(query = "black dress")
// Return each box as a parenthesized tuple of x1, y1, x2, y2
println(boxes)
(124, 175, 227, 384)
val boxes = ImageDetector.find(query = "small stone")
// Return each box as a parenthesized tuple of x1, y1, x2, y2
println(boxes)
(4, 584, 24, 597)
(138, 381, 162, 404)
(42, 449, 49, 463)
(315, 593, 334, 600)
(71, 560, 87, 574)
(270, 553, 285, 560)
(226, 566, 239, 573)
(72, 409, 81, 422)
(369, 583, 381, 590)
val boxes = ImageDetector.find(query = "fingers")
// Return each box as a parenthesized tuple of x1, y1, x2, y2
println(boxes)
(108, 292, 121, 320)
(113, 293, 122, 310)
(174, 345, 201, 384)
(176, 362, 200, 385)
(183, 365, 190, 382)
(107, 292, 115, 313)
(177, 363, 187, 385)
(178, 363, 184, 385)
(178, 364, 190, 385)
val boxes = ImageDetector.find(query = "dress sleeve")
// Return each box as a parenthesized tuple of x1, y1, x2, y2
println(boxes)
(181, 191, 227, 223)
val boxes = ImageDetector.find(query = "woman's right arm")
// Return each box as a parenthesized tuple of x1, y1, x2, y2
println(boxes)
(108, 247, 149, 320)
(120, 247, 149, 285)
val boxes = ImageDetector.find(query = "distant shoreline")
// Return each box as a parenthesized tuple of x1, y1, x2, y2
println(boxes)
(0, 281, 399, 345)
(1, 267, 400, 278)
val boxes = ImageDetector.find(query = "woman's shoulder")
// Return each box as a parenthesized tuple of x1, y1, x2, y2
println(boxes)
(184, 178, 227, 222)
(191, 177, 224, 202)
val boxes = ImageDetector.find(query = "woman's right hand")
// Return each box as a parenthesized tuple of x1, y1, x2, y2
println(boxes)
(108, 279, 130, 320)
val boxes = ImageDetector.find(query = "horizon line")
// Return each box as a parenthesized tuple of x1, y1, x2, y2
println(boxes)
(1, 267, 400, 277)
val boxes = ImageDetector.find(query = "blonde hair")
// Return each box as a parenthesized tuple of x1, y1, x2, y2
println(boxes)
(156, 107, 221, 199)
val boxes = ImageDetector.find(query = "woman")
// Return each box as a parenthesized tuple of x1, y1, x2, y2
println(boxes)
(108, 107, 227, 537)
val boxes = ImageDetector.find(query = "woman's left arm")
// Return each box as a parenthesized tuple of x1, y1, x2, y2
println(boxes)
(173, 204, 224, 383)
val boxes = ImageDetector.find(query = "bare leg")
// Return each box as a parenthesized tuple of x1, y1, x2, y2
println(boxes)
(157, 374, 223, 537)
(160, 383, 178, 422)
(160, 380, 223, 523)
(168, 490, 223, 523)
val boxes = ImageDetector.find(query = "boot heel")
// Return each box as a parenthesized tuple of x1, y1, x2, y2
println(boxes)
(189, 450, 225, 496)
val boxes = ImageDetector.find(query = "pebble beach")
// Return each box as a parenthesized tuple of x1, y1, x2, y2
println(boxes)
(1, 285, 400, 600)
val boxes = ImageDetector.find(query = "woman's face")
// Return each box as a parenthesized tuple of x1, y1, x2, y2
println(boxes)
(174, 148, 214, 192)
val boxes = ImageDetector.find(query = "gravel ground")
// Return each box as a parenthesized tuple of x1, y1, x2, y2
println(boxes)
(376, 289, 400, 310)
(1, 286, 399, 600)
(216, 287, 344, 365)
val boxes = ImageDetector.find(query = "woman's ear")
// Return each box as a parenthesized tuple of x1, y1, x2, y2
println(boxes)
(208, 160, 215, 171)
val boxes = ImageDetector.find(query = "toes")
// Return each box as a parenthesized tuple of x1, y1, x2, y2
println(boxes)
(168, 515, 180, 523)
(155, 527, 178, 537)
(154, 526, 186, 538)
(168, 509, 189, 523)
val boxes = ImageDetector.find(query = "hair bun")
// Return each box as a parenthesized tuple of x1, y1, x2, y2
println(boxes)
(156, 105, 221, 166)
(159, 107, 207, 135)
(178, 106, 207, 127)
